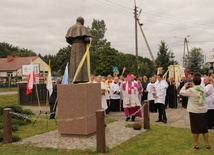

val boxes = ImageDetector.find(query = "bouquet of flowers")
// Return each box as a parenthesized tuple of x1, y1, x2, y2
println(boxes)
(101, 89, 106, 95)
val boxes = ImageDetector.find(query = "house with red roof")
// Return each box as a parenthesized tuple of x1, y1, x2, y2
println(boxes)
(0, 55, 48, 86)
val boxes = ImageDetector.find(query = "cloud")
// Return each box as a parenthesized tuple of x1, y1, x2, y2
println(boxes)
(0, 0, 213, 64)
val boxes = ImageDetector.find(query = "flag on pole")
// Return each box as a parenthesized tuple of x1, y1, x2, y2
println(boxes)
(62, 62, 69, 84)
(46, 60, 53, 96)
(26, 60, 36, 95)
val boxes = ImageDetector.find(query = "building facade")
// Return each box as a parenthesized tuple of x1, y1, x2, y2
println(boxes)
(0, 55, 48, 86)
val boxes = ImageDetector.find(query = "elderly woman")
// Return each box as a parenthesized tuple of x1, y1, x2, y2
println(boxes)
(180, 75, 210, 149)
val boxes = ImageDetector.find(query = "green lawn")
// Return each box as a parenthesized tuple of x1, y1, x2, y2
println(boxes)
(108, 125, 214, 155)
(0, 94, 18, 104)
(0, 124, 213, 155)
(0, 87, 17, 92)
(13, 117, 58, 139)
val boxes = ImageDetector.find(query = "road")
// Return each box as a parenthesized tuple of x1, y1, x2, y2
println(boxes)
(0, 91, 17, 95)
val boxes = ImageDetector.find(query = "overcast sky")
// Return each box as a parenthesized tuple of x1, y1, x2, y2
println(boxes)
(1, 0, 214, 64)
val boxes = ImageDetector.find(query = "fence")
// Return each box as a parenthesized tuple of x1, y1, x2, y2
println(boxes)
(17, 83, 47, 105)
(3, 101, 150, 153)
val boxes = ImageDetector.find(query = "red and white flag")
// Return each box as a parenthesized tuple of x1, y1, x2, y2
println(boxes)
(26, 61, 36, 95)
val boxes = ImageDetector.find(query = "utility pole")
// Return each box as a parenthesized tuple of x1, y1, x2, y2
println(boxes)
(134, 0, 138, 76)
(137, 19, 155, 63)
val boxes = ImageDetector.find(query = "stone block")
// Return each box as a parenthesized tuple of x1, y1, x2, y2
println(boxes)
(58, 83, 101, 137)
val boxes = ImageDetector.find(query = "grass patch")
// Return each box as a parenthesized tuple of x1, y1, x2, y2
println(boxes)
(0, 87, 17, 92)
(13, 116, 58, 139)
(0, 103, 35, 142)
(1, 124, 213, 155)
(0, 94, 18, 104)
(105, 117, 117, 124)
(125, 123, 133, 128)
(108, 124, 214, 155)
(0, 144, 97, 155)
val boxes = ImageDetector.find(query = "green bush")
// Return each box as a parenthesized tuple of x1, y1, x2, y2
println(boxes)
(0, 129, 3, 142)
(0, 104, 34, 142)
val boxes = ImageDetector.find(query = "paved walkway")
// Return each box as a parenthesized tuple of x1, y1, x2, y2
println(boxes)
(15, 103, 213, 150)
(23, 102, 190, 129)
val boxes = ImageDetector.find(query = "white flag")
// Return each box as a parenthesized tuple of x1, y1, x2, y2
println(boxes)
(46, 60, 53, 96)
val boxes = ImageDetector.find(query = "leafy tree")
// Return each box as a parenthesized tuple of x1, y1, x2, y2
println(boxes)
(41, 54, 56, 69)
(13, 48, 37, 57)
(123, 54, 136, 75)
(139, 57, 156, 77)
(201, 65, 210, 76)
(88, 19, 110, 73)
(0, 42, 18, 57)
(41, 46, 70, 75)
(0, 42, 37, 57)
(94, 46, 119, 76)
(184, 47, 204, 73)
(155, 41, 175, 72)
(54, 46, 71, 75)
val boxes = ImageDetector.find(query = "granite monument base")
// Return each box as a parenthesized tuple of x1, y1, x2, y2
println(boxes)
(58, 83, 101, 137)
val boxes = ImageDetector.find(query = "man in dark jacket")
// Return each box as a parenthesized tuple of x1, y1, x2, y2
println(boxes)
(49, 78, 61, 119)
(141, 76, 149, 102)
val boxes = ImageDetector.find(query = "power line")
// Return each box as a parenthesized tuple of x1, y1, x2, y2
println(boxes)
(104, 0, 133, 10)
(94, 0, 132, 13)
(140, 8, 214, 29)
(117, 0, 133, 5)
(142, 25, 165, 40)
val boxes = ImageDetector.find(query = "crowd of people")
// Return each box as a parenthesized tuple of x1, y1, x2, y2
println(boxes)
(92, 71, 214, 149)
(49, 71, 213, 149)
(92, 74, 142, 121)
(91, 73, 170, 123)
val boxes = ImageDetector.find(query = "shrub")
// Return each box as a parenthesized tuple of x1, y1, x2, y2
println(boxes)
(0, 104, 34, 142)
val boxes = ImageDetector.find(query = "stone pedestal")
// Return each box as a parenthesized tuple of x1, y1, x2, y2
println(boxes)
(58, 83, 101, 137)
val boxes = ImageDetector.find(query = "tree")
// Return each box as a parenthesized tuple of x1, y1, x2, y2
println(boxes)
(93, 46, 119, 76)
(41, 45, 71, 75)
(0, 42, 37, 57)
(155, 41, 175, 72)
(184, 47, 204, 73)
(123, 54, 136, 75)
(138, 57, 156, 77)
(0, 42, 17, 57)
(54, 46, 71, 75)
(88, 19, 110, 73)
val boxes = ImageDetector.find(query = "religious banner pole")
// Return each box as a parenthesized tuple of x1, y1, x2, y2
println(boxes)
(45, 89, 49, 110)
(34, 83, 41, 109)
(121, 67, 126, 76)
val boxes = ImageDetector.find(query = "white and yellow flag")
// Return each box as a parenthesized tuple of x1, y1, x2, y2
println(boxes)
(46, 60, 53, 96)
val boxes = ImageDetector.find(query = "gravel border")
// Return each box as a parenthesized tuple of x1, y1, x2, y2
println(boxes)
(15, 118, 145, 150)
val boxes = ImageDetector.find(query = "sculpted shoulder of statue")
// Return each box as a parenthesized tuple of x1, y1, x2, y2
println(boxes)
(65, 16, 92, 45)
